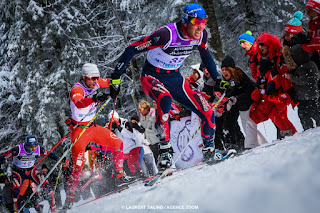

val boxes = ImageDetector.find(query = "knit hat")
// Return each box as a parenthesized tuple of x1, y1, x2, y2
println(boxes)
(42, 164, 48, 170)
(285, 11, 303, 34)
(131, 114, 140, 122)
(238, 31, 255, 45)
(221, 55, 236, 68)
(306, 0, 320, 14)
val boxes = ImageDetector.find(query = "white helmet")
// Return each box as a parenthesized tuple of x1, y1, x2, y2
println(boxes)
(82, 63, 100, 78)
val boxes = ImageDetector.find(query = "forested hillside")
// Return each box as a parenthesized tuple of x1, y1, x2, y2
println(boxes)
(0, 0, 307, 154)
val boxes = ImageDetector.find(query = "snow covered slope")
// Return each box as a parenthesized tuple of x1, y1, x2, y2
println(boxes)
(67, 127, 320, 213)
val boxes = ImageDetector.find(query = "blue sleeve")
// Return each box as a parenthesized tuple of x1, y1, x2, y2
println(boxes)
(197, 30, 220, 79)
(114, 27, 171, 75)
(40, 146, 59, 161)
(0, 157, 5, 165)
(48, 152, 59, 161)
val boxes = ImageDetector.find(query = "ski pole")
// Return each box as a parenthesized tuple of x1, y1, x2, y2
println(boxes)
(18, 97, 112, 213)
(101, 96, 118, 168)
(54, 163, 63, 192)
(154, 91, 227, 185)
(81, 96, 118, 191)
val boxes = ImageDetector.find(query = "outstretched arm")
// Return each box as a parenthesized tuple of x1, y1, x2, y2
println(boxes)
(40, 146, 59, 161)
(113, 27, 171, 76)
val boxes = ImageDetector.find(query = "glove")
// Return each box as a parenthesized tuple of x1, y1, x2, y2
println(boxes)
(92, 91, 109, 102)
(110, 73, 121, 99)
(173, 113, 181, 121)
(125, 121, 134, 132)
(256, 77, 266, 87)
(226, 96, 237, 111)
(219, 80, 230, 89)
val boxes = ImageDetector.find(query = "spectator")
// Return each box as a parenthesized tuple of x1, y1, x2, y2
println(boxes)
(238, 31, 259, 81)
(220, 55, 267, 149)
(282, 11, 306, 70)
(250, 33, 297, 137)
(130, 115, 158, 177)
(284, 44, 320, 130)
(42, 164, 62, 209)
(108, 111, 144, 179)
(2, 177, 13, 213)
(138, 101, 160, 163)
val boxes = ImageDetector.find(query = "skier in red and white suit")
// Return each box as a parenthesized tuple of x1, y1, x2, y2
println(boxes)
(64, 63, 130, 210)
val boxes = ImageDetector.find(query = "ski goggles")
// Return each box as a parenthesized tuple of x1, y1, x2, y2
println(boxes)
(188, 16, 208, 25)
(88, 77, 99, 81)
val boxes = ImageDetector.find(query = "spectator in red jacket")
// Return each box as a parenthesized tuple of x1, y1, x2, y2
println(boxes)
(238, 31, 259, 81)
(302, 1, 320, 63)
(250, 33, 297, 137)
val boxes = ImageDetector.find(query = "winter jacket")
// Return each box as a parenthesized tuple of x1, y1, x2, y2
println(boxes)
(307, 16, 320, 39)
(250, 89, 274, 124)
(224, 68, 256, 111)
(1, 183, 12, 205)
(251, 33, 297, 134)
(289, 44, 320, 100)
(139, 109, 159, 145)
(246, 44, 259, 81)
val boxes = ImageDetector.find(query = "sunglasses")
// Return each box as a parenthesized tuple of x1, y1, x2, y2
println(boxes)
(89, 77, 99, 81)
(258, 42, 265, 46)
(28, 145, 37, 149)
(188, 16, 208, 25)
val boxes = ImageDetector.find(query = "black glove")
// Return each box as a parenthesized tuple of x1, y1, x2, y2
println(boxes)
(110, 73, 121, 99)
(256, 77, 266, 87)
(125, 121, 134, 132)
(92, 91, 109, 102)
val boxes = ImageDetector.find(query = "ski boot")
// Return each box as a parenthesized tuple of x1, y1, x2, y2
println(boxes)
(115, 171, 135, 187)
(202, 146, 215, 161)
(203, 146, 237, 163)
(158, 141, 174, 171)
(62, 193, 74, 210)
(131, 165, 145, 181)
(212, 149, 237, 161)
(280, 129, 293, 138)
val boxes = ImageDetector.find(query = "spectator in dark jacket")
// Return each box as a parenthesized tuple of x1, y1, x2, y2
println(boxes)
(217, 56, 245, 150)
(42, 164, 62, 209)
(221, 56, 267, 149)
(284, 44, 320, 130)
(2, 177, 13, 213)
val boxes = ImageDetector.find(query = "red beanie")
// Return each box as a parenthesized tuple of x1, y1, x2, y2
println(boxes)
(306, 0, 320, 14)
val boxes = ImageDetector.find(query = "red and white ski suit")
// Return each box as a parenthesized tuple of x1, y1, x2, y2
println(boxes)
(67, 78, 124, 196)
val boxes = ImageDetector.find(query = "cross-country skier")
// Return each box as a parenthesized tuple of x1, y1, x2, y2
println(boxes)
(110, 3, 236, 169)
(63, 63, 131, 210)
(0, 135, 58, 212)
